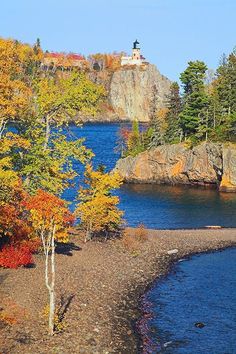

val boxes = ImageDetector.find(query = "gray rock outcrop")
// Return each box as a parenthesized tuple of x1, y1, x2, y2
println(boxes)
(109, 64, 171, 122)
(114, 142, 236, 192)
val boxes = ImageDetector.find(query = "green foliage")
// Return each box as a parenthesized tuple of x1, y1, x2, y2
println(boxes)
(179, 61, 209, 139)
(35, 72, 105, 122)
(131, 48, 236, 154)
(14, 124, 93, 195)
(164, 82, 182, 143)
(118, 121, 153, 157)
(149, 117, 166, 148)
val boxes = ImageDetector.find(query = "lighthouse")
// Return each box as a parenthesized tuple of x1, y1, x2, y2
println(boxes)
(121, 40, 146, 66)
(132, 40, 141, 60)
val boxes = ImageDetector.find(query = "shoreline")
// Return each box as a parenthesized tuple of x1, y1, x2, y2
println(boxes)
(0, 228, 236, 353)
(135, 244, 236, 353)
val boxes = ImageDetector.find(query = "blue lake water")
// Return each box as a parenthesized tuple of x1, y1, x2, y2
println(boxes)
(142, 248, 236, 354)
(63, 123, 236, 229)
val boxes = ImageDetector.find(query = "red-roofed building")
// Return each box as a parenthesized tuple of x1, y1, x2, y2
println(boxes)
(42, 52, 88, 69)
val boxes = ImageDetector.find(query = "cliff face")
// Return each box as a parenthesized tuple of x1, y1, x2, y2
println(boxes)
(108, 64, 171, 122)
(219, 145, 236, 192)
(114, 143, 236, 192)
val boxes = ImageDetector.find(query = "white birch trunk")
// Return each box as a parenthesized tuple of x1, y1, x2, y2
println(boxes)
(0, 119, 7, 139)
(43, 115, 50, 150)
(44, 223, 56, 335)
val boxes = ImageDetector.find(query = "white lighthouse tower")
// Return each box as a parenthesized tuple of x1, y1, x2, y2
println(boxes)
(121, 40, 146, 66)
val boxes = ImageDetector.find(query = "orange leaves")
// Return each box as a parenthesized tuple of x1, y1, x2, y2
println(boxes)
(0, 182, 31, 241)
(24, 189, 74, 241)
(0, 298, 28, 325)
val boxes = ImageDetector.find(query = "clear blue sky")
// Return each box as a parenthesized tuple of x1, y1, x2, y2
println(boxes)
(1, 0, 235, 81)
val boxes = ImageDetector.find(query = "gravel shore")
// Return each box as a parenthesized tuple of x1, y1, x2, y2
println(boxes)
(0, 228, 236, 354)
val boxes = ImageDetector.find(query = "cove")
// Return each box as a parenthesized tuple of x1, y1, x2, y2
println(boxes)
(63, 123, 236, 229)
(140, 248, 236, 354)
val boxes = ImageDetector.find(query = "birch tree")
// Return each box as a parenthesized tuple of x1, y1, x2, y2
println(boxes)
(25, 189, 74, 335)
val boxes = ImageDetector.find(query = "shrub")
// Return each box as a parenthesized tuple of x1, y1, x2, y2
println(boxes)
(0, 298, 27, 326)
(135, 223, 148, 242)
(0, 244, 34, 269)
(122, 229, 139, 251)
(122, 225, 148, 253)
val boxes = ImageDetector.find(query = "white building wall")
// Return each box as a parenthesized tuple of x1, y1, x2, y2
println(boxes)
(121, 56, 145, 66)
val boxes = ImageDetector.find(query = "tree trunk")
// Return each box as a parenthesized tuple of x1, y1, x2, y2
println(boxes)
(85, 221, 92, 242)
(0, 119, 7, 139)
(44, 225, 56, 336)
(48, 225, 56, 335)
(43, 115, 50, 150)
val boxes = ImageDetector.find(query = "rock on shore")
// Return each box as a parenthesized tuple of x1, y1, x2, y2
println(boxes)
(114, 142, 236, 192)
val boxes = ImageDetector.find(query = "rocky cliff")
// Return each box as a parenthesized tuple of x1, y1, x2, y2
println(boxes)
(108, 64, 171, 122)
(114, 143, 236, 192)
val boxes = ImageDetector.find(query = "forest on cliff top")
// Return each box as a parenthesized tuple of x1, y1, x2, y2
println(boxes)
(119, 48, 236, 157)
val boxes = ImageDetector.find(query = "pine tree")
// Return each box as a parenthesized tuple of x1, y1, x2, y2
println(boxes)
(179, 61, 209, 140)
(210, 49, 236, 141)
(148, 118, 165, 148)
(165, 82, 182, 143)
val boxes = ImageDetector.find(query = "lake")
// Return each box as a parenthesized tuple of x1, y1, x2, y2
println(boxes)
(141, 248, 236, 354)
(62, 123, 236, 353)
(63, 123, 236, 229)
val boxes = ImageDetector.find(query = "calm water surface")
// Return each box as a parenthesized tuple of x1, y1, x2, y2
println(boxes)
(64, 123, 236, 353)
(63, 123, 236, 229)
(142, 248, 236, 354)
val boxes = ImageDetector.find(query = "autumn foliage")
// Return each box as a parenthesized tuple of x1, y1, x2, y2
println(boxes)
(76, 165, 123, 241)
(24, 189, 74, 242)
(0, 244, 33, 269)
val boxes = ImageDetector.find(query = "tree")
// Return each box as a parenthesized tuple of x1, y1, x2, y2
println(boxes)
(35, 72, 105, 149)
(25, 190, 74, 335)
(17, 126, 93, 195)
(165, 82, 182, 143)
(76, 165, 123, 242)
(0, 132, 30, 202)
(0, 38, 43, 138)
(148, 108, 168, 148)
(179, 61, 209, 140)
(212, 49, 236, 140)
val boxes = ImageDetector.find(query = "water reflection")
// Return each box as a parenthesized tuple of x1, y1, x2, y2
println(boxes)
(119, 184, 236, 229)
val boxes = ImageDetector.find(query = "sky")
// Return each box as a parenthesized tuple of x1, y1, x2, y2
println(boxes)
(0, 0, 235, 81)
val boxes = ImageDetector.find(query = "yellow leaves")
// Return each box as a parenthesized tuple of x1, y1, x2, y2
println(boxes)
(77, 194, 123, 233)
(76, 164, 123, 236)
(4, 132, 31, 149)
(0, 38, 34, 123)
(0, 134, 30, 200)
(36, 77, 61, 116)
(35, 72, 106, 123)
(0, 73, 32, 121)
(82, 164, 122, 197)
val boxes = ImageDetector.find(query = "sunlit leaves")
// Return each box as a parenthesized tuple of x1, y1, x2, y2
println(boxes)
(76, 165, 123, 239)
(25, 189, 74, 242)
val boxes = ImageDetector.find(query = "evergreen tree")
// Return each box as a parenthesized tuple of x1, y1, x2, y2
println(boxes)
(179, 61, 209, 140)
(148, 115, 166, 148)
(209, 49, 236, 141)
(165, 82, 182, 143)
